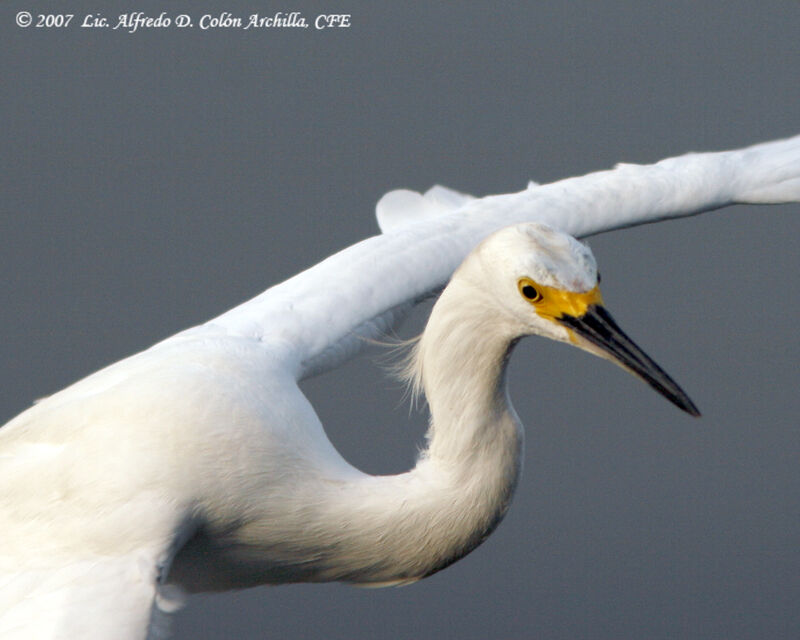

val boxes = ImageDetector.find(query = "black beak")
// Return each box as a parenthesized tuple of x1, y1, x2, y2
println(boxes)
(559, 305, 700, 417)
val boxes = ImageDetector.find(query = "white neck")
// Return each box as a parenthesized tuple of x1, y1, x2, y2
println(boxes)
(299, 276, 524, 584)
(171, 274, 525, 590)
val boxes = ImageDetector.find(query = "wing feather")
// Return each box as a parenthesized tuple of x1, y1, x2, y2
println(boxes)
(200, 134, 800, 379)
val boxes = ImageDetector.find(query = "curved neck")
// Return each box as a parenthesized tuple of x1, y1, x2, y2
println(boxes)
(303, 278, 525, 584)
(169, 277, 526, 592)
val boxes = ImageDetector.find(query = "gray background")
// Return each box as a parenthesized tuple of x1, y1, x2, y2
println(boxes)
(2, 2, 799, 639)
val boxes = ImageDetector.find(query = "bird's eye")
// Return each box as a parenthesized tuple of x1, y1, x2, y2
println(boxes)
(518, 279, 543, 303)
(596, 272, 602, 284)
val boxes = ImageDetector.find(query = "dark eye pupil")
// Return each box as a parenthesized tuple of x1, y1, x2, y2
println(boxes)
(522, 285, 538, 300)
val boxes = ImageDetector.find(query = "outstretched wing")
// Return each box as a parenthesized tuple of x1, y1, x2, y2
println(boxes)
(197, 134, 800, 380)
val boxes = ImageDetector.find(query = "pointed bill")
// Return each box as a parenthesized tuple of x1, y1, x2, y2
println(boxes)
(558, 305, 700, 417)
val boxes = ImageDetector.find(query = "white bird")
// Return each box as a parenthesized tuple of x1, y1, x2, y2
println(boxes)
(1, 135, 799, 639)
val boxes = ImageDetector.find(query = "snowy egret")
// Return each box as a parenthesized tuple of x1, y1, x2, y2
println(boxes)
(1, 135, 798, 638)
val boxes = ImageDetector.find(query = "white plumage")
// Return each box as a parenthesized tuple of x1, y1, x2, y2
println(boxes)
(1, 135, 799, 638)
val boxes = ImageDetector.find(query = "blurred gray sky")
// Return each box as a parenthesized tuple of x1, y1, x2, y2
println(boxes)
(1, 2, 798, 639)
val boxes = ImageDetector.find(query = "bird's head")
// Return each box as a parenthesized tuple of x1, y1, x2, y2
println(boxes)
(469, 223, 699, 416)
